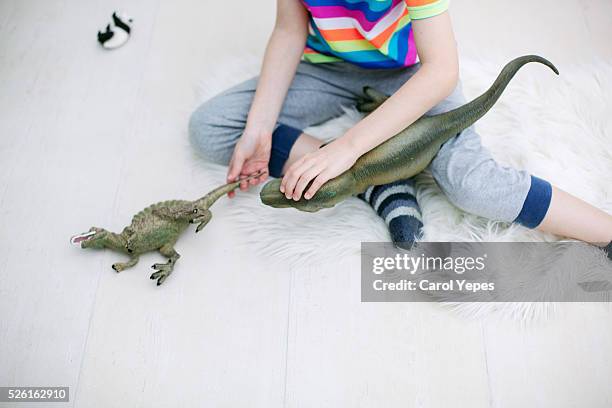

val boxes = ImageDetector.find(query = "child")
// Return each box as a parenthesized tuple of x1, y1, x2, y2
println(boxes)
(189, 0, 612, 256)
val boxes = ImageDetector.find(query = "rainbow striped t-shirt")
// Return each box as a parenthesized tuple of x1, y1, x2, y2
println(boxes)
(302, 0, 449, 68)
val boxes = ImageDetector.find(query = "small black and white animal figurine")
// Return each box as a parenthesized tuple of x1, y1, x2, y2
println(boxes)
(97, 12, 133, 49)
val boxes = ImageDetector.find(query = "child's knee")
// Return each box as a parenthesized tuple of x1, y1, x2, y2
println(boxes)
(188, 103, 214, 152)
(442, 181, 501, 220)
(432, 157, 532, 223)
(188, 102, 238, 165)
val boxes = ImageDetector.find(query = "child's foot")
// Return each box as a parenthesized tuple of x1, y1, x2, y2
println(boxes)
(358, 179, 423, 250)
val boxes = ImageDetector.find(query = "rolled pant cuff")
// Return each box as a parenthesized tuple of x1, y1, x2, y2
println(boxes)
(514, 175, 552, 229)
(268, 124, 302, 178)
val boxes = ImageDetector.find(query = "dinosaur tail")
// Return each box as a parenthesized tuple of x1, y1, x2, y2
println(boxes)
(432, 55, 559, 141)
(195, 171, 264, 208)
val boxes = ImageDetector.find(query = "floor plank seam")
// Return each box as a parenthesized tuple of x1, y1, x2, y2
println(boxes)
(282, 267, 294, 408)
(481, 322, 495, 408)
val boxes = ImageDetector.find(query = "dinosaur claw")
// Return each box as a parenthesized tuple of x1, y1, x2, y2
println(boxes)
(150, 266, 172, 285)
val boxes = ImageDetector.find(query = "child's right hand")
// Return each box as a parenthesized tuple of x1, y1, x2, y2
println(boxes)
(226, 128, 271, 198)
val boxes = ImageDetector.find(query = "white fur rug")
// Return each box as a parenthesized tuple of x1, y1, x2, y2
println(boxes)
(195, 55, 612, 322)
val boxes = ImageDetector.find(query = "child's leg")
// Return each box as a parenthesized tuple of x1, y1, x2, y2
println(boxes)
(188, 62, 357, 175)
(538, 187, 612, 244)
(428, 82, 612, 247)
(358, 179, 423, 250)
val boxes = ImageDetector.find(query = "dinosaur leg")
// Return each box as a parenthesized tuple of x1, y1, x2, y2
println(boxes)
(150, 243, 180, 286)
(112, 255, 140, 272)
(191, 209, 212, 233)
(356, 87, 389, 113)
(122, 227, 136, 254)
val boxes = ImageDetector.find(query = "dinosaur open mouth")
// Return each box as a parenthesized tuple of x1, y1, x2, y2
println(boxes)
(70, 230, 96, 246)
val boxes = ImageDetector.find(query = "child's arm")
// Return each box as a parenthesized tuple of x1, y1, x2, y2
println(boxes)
(226, 0, 309, 196)
(281, 11, 460, 201)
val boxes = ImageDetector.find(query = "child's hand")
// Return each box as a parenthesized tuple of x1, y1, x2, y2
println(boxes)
(227, 128, 271, 198)
(280, 138, 359, 201)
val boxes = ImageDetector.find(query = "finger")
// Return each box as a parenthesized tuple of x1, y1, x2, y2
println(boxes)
(280, 157, 302, 194)
(304, 171, 332, 200)
(227, 152, 245, 182)
(239, 177, 249, 191)
(227, 157, 235, 185)
(280, 157, 305, 194)
(284, 161, 315, 199)
(293, 166, 324, 201)
(257, 171, 269, 185)
(252, 170, 268, 186)
(226, 156, 237, 197)
(228, 178, 238, 198)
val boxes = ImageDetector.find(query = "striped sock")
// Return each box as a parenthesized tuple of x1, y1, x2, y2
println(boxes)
(358, 179, 423, 250)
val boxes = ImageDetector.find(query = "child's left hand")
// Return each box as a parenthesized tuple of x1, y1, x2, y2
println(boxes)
(280, 138, 360, 201)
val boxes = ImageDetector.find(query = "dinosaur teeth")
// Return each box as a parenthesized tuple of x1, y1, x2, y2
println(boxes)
(70, 230, 96, 245)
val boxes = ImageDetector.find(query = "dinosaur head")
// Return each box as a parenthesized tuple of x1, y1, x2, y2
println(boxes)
(169, 204, 209, 232)
(70, 227, 109, 249)
(174, 203, 200, 222)
(187, 205, 209, 233)
(189, 207, 208, 233)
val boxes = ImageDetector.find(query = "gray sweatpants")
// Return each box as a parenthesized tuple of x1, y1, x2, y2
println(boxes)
(189, 61, 551, 227)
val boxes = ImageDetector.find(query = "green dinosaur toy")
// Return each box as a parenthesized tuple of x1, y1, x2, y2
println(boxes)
(260, 55, 559, 211)
(71, 173, 261, 286)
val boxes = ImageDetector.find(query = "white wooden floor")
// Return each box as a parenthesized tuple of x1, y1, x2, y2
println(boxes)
(1, 1, 611, 407)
